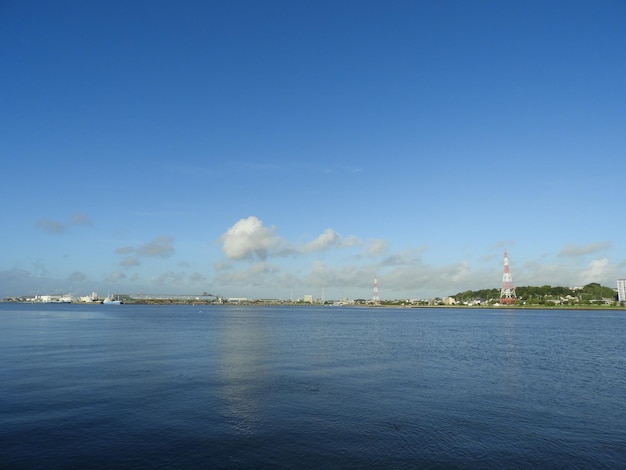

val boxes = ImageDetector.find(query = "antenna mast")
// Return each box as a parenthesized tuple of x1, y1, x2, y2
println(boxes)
(499, 250, 516, 304)
(372, 274, 380, 304)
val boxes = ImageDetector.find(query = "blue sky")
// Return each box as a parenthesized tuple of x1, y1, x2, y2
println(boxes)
(1, 0, 625, 300)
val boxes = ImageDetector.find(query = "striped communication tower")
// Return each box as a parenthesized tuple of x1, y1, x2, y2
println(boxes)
(372, 274, 380, 304)
(499, 250, 516, 304)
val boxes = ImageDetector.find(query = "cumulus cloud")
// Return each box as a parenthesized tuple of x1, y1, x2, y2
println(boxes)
(302, 229, 360, 253)
(303, 228, 341, 252)
(559, 242, 612, 257)
(578, 258, 618, 285)
(382, 261, 481, 297)
(219, 217, 361, 261)
(364, 239, 388, 257)
(115, 246, 135, 254)
(291, 259, 485, 299)
(207, 246, 625, 301)
(210, 218, 622, 300)
(219, 216, 287, 260)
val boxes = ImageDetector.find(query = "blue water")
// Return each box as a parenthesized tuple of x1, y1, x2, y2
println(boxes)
(1, 304, 625, 469)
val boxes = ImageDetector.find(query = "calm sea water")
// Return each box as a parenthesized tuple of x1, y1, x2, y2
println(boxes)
(1, 303, 625, 469)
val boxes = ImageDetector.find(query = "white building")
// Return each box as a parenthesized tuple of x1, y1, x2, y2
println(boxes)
(617, 279, 626, 303)
(79, 292, 98, 303)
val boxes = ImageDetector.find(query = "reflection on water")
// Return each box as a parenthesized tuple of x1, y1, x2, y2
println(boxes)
(502, 310, 521, 394)
(215, 309, 274, 435)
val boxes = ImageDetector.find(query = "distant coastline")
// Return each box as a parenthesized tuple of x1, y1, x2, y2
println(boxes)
(2, 298, 624, 311)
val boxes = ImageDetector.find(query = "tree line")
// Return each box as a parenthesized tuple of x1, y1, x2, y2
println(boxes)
(453, 283, 617, 305)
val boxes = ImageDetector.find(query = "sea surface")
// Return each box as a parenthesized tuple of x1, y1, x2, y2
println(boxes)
(1, 303, 625, 469)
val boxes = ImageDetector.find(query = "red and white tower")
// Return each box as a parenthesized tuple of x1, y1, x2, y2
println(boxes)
(499, 250, 516, 304)
(372, 274, 380, 304)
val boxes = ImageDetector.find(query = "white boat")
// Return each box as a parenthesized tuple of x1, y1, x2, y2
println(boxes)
(102, 296, 122, 305)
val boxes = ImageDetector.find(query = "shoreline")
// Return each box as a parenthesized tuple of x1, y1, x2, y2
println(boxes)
(2, 299, 624, 311)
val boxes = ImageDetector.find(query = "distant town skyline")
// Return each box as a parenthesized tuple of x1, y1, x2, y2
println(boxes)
(1, 1, 625, 300)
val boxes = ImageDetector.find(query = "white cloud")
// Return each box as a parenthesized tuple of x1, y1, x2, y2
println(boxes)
(370, 261, 480, 298)
(212, 218, 513, 298)
(219, 216, 288, 260)
(578, 258, 617, 285)
(302, 229, 360, 253)
(342, 235, 361, 247)
(303, 228, 340, 252)
(559, 242, 612, 257)
(219, 217, 361, 261)
(364, 239, 388, 257)
(137, 236, 175, 258)
(251, 258, 486, 300)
